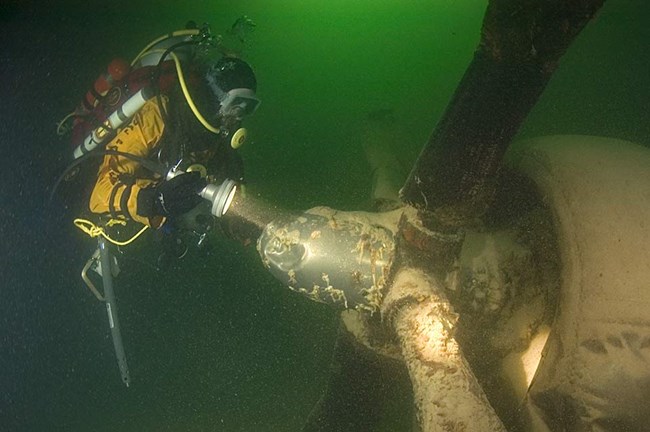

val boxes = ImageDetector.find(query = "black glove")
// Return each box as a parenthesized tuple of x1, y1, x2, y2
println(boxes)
(138, 172, 207, 218)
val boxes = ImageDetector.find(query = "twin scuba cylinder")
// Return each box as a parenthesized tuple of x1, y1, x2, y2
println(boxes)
(77, 58, 130, 115)
(70, 29, 201, 159)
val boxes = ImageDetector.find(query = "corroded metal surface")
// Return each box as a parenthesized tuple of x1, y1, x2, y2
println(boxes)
(258, 207, 402, 313)
(382, 267, 507, 432)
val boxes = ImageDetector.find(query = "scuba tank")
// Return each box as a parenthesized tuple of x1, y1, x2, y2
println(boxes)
(70, 57, 130, 150)
(78, 58, 130, 114)
(66, 25, 212, 158)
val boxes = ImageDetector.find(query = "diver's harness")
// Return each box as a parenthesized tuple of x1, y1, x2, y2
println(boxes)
(55, 24, 248, 387)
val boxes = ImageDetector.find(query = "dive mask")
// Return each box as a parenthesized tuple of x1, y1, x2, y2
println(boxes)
(218, 88, 260, 120)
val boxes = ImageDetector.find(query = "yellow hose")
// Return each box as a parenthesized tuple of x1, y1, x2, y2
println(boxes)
(142, 48, 220, 133)
(133, 29, 221, 134)
(74, 218, 149, 246)
(168, 51, 220, 133)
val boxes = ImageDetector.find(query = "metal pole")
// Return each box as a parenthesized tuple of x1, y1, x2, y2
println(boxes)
(98, 237, 131, 387)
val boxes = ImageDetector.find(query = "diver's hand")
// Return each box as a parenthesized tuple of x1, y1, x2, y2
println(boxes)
(138, 172, 207, 218)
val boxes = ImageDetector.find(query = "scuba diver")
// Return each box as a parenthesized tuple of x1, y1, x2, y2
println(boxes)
(53, 21, 260, 387)
(59, 22, 260, 268)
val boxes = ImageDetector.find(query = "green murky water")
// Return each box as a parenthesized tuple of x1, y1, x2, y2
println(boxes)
(1, 0, 648, 430)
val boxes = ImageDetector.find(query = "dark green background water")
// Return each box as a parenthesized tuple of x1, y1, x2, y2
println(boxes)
(1, 0, 648, 431)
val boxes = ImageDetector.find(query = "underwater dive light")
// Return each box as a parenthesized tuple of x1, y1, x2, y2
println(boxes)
(166, 164, 237, 218)
(200, 179, 237, 217)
